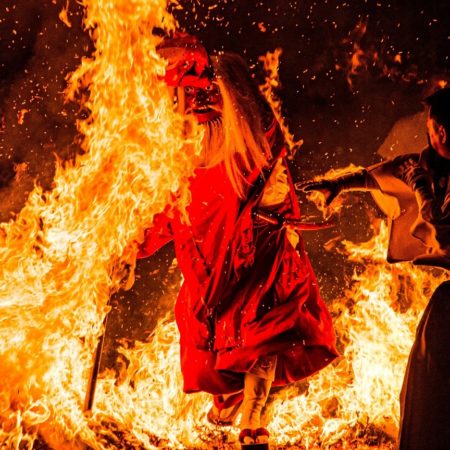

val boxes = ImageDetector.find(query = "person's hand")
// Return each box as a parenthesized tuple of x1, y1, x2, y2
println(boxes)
(295, 179, 341, 207)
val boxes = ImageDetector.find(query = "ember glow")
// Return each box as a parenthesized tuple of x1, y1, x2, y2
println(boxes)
(0, 0, 202, 448)
(258, 49, 303, 157)
(0, 1, 447, 449)
(98, 221, 445, 449)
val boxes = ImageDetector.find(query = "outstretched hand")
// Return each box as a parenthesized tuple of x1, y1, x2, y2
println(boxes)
(295, 179, 340, 207)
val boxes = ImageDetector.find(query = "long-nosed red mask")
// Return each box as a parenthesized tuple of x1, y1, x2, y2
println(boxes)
(184, 83, 222, 123)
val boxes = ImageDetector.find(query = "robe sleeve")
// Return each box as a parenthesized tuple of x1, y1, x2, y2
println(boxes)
(259, 159, 300, 248)
(368, 155, 450, 268)
(137, 212, 173, 259)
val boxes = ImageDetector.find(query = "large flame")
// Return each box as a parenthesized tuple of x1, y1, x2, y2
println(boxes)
(0, 1, 447, 449)
(0, 0, 202, 448)
(104, 221, 445, 449)
(267, 221, 446, 448)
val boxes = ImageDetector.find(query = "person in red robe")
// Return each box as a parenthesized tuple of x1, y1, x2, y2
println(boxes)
(138, 35, 338, 444)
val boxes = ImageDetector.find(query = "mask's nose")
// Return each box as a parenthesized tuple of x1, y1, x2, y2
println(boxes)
(193, 90, 209, 108)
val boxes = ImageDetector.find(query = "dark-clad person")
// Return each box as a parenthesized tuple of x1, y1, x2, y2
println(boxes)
(298, 87, 450, 450)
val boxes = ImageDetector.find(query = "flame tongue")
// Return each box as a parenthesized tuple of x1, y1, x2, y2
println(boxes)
(0, 1, 446, 449)
(0, 0, 202, 448)
(97, 222, 445, 449)
(259, 48, 303, 157)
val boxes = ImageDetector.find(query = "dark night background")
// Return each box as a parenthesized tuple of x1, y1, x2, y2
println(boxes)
(0, 0, 448, 366)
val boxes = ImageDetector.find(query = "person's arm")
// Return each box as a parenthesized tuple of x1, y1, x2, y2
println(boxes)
(394, 157, 441, 222)
(296, 169, 379, 206)
(115, 213, 173, 291)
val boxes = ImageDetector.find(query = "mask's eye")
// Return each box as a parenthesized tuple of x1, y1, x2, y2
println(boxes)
(205, 84, 216, 92)
(185, 86, 195, 95)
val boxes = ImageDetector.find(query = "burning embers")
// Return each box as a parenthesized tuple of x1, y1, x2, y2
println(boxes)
(340, 18, 421, 89)
(92, 221, 442, 449)
(0, 1, 446, 449)
(0, 0, 202, 448)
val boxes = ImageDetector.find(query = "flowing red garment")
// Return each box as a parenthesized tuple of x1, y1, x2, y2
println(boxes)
(138, 126, 338, 395)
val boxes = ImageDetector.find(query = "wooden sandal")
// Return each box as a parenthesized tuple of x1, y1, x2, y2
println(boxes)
(238, 428, 256, 444)
(255, 427, 269, 443)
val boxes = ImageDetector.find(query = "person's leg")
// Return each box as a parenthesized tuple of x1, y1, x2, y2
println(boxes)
(399, 281, 450, 450)
(207, 391, 243, 426)
(240, 355, 277, 444)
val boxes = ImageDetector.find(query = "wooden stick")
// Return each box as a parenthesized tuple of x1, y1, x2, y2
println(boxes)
(83, 311, 110, 412)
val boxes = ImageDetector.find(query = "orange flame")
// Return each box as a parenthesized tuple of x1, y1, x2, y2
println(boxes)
(266, 220, 446, 448)
(94, 221, 445, 448)
(1, 1, 446, 448)
(345, 19, 369, 89)
(259, 49, 303, 157)
(17, 108, 29, 125)
(341, 18, 421, 88)
(0, 0, 202, 447)
(59, 1, 72, 28)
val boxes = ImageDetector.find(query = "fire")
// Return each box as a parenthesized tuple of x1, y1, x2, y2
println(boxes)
(258, 49, 303, 157)
(17, 108, 29, 125)
(0, 0, 202, 448)
(0, 1, 446, 449)
(266, 220, 446, 448)
(59, 1, 72, 28)
(344, 19, 368, 89)
(90, 220, 445, 449)
(341, 18, 420, 88)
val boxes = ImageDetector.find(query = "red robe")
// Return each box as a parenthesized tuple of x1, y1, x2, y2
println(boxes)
(138, 127, 338, 395)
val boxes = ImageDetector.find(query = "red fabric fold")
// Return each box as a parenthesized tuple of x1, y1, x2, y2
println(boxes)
(156, 33, 211, 87)
(139, 124, 338, 395)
